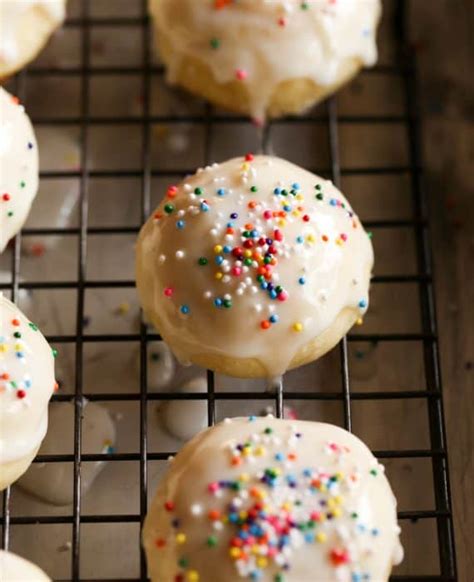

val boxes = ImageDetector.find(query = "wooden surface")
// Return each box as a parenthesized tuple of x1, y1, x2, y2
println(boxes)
(410, 1, 474, 579)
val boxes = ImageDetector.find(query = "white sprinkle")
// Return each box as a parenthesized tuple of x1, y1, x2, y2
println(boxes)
(183, 183, 192, 192)
(236, 288, 244, 296)
(210, 229, 218, 237)
(254, 304, 262, 313)
(176, 250, 185, 259)
(191, 504, 203, 516)
(222, 275, 231, 283)
(204, 291, 212, 299)
(224, 294, 231, 301)
(158, 254, 166, 264)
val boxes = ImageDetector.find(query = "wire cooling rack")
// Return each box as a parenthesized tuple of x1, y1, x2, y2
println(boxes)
(0, 0, 457, 580)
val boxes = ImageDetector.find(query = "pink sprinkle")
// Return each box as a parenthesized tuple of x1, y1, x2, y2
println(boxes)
(164, 287, 173, 297)
(278, 291, 288, 302)
(208, 482, 219, 493)
(263, 210, 272, 220)
(340, 233, 348, 241)
(232, 267, 242, 277)
(235, 68, 248, 81)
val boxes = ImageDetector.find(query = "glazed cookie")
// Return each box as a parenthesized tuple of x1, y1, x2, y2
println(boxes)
(0, 87, 39, 253)
(0, 550, 50, 581)
(0, 1, 66, 79)
(143, 417, 403, 582)
(149, 0, 381, 120)
(0, 293, 56, 490)
(136, 155, 373, 378)
(18, 401, 115, 505)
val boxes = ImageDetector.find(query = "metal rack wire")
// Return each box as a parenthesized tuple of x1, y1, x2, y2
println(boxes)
(1, 0, 457, 580)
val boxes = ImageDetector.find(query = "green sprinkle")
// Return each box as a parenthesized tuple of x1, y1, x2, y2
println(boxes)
(20, 181, 26, 188)
(28, 322, 39, 331)
(315, 184, 322, 190)
(367, 231, 373, 239)
(316, 193, 324, 201)
(250, 186, 258, 193)
(223, 299, 232, 309)
(301, 2, 309, 9)
(52, 348, 58, 358)
(207, 535, 218, 547)
(264, 427, 273, 435)
(178, 557, 189, 569)
(351, 512, 359, 519)
(210, 38, 220, 49)
(198, 257, 208, 266)
(370, 468, 378, 477)
(194, 187, 203, 195)
(7, 211, 13, 217)
(13, 332, 21, 339)
(164, 203, 174, 214)
(275, 574, 284, 582)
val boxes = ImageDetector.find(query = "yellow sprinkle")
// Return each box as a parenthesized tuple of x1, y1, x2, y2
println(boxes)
(0, 344, 7, 353)
(115, 302, 130, 315)
(320, 484, 327, 493)
(333, 495, 343, 505)
(335, 472, 344, 480)
(316, 532, 327, 543)
(336, 238, 343, 246)
(292, 210, 300, 217)
(306, 234, 315, 243)
(244, 249, 252, 258)
(251, 545, 260, 555)
(356, 318, 363, 326)
(239, 473, 250, 482)
(176, 533, 186, 544)
(239, 510, 248, 520)
(254, 446, 266, 456)
(257, 557, 268, 568)
(332, 507, 342, 518)
(282, 502, 292, 511)
(327, 498, 336, 509)
(241, 162, 250, 172)
(14, 343, 22, 351)
(214, 245, 223, 254)
(187, 571, 199, 582)
(293, 322, 304, 332)
(215, 272, 223, 280)
(242, 447, 251, 456)
(296, 194, 304, 201)
(229, 547, 241, 559)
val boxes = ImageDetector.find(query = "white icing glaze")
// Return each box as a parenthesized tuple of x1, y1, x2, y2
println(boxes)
(0, 87, 38, 253)
(136, 155, 374, 377)
(143, 417, 403, 581)
(0, 0, 65, 66)
(136, 341, 176, 392)
(161, 377, 208, 441)
(18, 401, 116, 505)
(0, 550, 51, 581)
(0, 293, 56, 466)
(149, 0, 381, 119)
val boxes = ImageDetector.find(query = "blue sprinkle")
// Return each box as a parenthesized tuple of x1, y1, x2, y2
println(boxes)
(223, 245, 232, 254)
(27, 142, 34, 149)
(292, 182, 300, 190)
(226, 222, 234, 228)
(176, 220, 185, 229)
(275, 452, 284, 461)
(330, 198, 338, 206)
(260, 282, 268, 290)
(358, 299, 368, 309)
(296, 235, 304, 244)
(269, 314, 279, 324)
(303, 468, 312, 477)
(251, 229, 259, 238)
(214, 298, 222, 308)
(248, 415, 257, 422)
(200, 202, 209, 212)
(283, 205, 292, 212)
(25, 379, 32, 388)
(215, 256, 224, 265)
(304, 532, 314, 543)
(180, 305, 190, 315)
(274, 187, 281, 195)
(16, 352, 24, 359)
(250, 572, 262, 581)
(371, 528, 379, 537)
(217, 188, 226, 196)
(269, 290, 277, 299)
(298, 277, 306, 285)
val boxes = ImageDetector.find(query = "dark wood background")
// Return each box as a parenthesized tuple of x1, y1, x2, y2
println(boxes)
(411, 1, 473, 578)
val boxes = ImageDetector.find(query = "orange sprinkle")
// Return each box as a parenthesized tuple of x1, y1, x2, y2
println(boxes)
(322, 235, 329, 242)
(208, 509, 221, 521)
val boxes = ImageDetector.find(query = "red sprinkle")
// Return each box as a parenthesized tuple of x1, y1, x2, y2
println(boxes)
(245, 153, 254, 162)
(330, 548, 350, 566)
(17, 390, 26, 399)
(164, 287, 173, 297)
(2, 193, 10, 201)
(164, 501, 175, 512)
